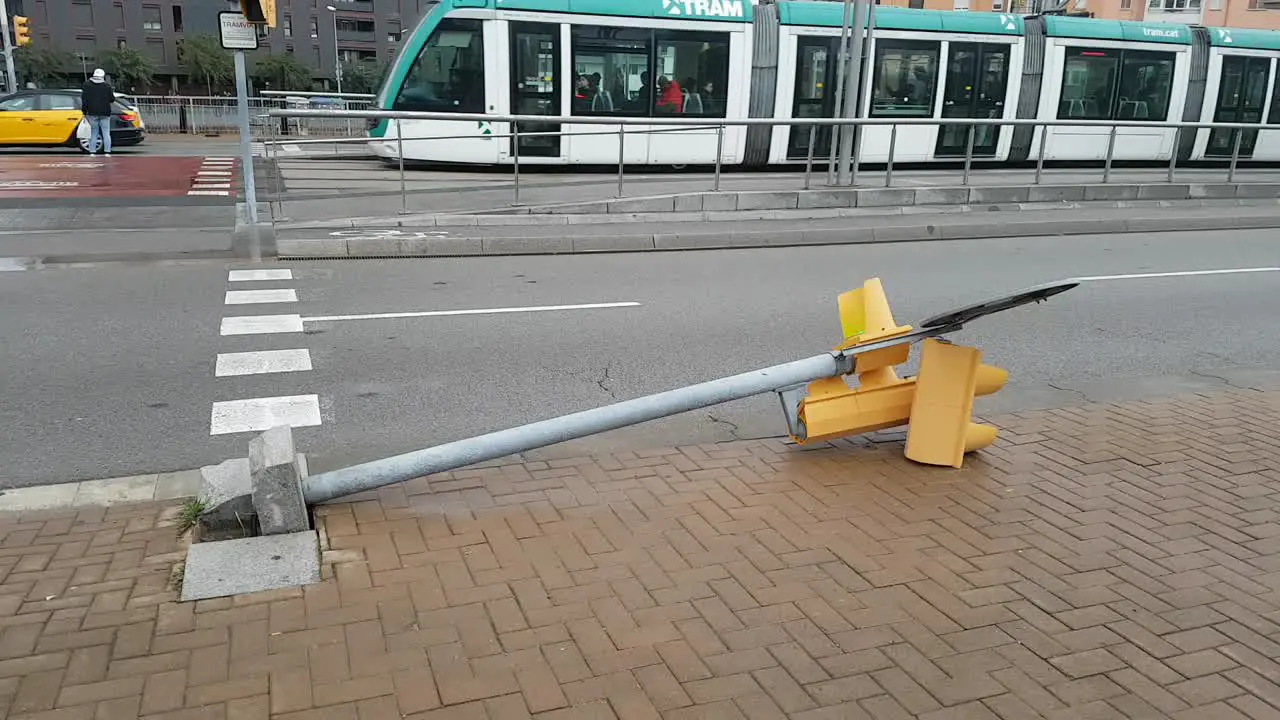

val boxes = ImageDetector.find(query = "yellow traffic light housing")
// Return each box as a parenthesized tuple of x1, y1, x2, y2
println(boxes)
(240, 0, 277, 27)
(904, 339, 1008, 468)
(13, 15, 31, 46)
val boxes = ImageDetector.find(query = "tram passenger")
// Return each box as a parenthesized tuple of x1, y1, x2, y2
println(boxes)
(574, 75, 595, 112)
(656, 76, 684, 113)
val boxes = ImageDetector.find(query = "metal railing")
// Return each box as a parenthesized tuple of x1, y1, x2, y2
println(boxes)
(264, 106, 1279, 214)
(130, 94, 374, 136)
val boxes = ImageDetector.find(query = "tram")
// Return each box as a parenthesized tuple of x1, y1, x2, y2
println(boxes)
(365, 0, 1280, 166)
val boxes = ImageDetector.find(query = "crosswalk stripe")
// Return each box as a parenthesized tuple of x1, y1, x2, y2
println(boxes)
(225, 289, 297, 305)
(220, 314, 304, 335)
(215, 349, 313, 377)
(229, 269, 293, 282)
(210, 394, 321, 435)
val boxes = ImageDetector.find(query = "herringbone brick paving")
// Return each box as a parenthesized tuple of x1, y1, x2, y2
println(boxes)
(2, 389, 1280, 719)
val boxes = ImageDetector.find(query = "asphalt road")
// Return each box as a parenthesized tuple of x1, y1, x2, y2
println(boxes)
(2, 228, 1278, 488)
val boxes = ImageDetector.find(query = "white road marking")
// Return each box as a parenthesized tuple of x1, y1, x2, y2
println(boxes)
(1075, 267, 1280, 282)
(193, 183, 232, 190)
(220, 314, 304, 335)
(304, 301, 642, 323)
(187, 190, 230, 196)
(229, 269, 293, 282)
(198, 171, 232, 176)
(210, 394, 321, 435)
(225, 289, 298, 305)
(215, 349, 313, 377)
(205, 157, 235, 161)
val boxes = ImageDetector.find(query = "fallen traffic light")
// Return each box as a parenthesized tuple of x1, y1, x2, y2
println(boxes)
(904, 338, 1008, 468)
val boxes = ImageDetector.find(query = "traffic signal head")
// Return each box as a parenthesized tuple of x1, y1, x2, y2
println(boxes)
(903, 339, 1008, 468)
(240, 0, 276, 26)
(13, 16, 30, 46)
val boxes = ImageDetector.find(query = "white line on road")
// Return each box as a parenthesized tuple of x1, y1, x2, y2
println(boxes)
(304, 301, 642, 323)
(215, 349, 313, 377)
(1076, 267, 1280, 282)
(210, 394, 321, 435)
(193, 183, 232, 190)
(188, 190, 230, 196)
(220, 314, 304, 335)
(229, 269, 293, 282)
(225, 289, 298, 305)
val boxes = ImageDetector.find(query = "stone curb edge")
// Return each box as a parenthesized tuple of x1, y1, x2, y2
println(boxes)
(0, 470, 201, 514)
(277, 211, 1280, 259)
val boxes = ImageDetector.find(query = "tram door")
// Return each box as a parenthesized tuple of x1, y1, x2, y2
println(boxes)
(788, 38, 837, 160)
(935, 43, 1009, 157)
(510, 23, 562, 158)
(1207, 56, 1269, 158)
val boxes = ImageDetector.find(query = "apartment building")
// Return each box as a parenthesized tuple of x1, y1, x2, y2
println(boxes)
(877, 0, 1280, 29)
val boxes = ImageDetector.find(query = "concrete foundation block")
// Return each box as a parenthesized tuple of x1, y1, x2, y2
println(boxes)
(1187, 183, 1237, 199)
(250, 426, 309, 536)
(796, 191, 856, 209)
(736, 192, 799, 211)
(572, 234, 656, 252)
(1083, 184, 1141, 201)
(1137, 184, 1191, 200)
(1233, 182, 1280, 199)
(483, 236, 574, 254)
(181, 530, 320, 601)
(277, 238, 347, 258)
(701, 193, 738, 211)
(913, 187, 969, 206)
(873, 224, 942, 242)
(544, 203, 607, 214)
(968, 186, 1030, 204)
(855, 188, 916, 207)
(1026, 185, 1086, 203)
(197, 458, 253, 537)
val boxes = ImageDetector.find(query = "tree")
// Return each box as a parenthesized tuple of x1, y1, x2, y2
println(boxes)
(179, 35, 234, 94)
(12, 44, 74, 88)
(251, 52, 312, 91)
(100, 47, 157, 92)
(340, 59, 387, 95)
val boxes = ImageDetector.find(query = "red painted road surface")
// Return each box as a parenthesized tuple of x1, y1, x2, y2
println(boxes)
(0, 156, 235, 199)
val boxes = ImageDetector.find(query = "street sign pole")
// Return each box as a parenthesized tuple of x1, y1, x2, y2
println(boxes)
(836, 0, 867, 186)
(0, 0, 18, 94)
(220, 11, 260, 226)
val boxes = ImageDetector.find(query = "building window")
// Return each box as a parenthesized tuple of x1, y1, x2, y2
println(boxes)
(1148, 0, 1201, 9)
(117, 38, 127, 48)
(394, 18, 485, 113)
(992, 0, 1005, 9)
(1058, 48, 1174, 120)
(1246, 0, 1279, 8)
(284, 15, 293, 37)
(870, 39, 940, 118)
(172, 6, 183, 32)
(72, 1, 95, 28)
(113, 3, 124, 29)
(1121, 0, 1132, 8)
(310, 18, 319, 38)
(953, 0, 971, 10)
(142, 6, 162, 31)
(909, 0, 925, 7)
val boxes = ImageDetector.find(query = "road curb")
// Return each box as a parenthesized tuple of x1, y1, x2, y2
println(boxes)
(0, 470, 201, 514)
(277, 211, 1280, 259)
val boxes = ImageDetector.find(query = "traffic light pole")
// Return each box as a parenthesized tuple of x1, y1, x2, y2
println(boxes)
(233, 49, 259, 226)
(0, 0, 17, 94)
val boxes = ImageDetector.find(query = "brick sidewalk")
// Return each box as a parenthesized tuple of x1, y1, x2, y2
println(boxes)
(2, 389, 1280, 719)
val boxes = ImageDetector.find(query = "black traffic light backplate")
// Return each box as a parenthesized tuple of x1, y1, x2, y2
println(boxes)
(918, 279, 1079, 332)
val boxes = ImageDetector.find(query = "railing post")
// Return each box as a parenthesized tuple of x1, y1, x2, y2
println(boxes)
(396, 119, 408, 215)
(804, 124, 816, 191)
(1169, 127, 1180, 184)
(848, 120, 860, 187)
(1103, 124, 1117, 184)
(512, 120, 521, 206)
(267, 113, 284, 221)
(617, 125, 625, 197)
(885, 123, 897, 188)
(962, 124, 975, 186)
(713, 124, 725, 192)
(1034, 123, 1048, 185)
(1228, 127, 1243, 183)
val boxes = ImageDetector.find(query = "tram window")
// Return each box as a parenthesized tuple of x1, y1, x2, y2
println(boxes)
(654, 30, 730, 117)
(870, 40, 940, 118)
(1058, 48, 1118, 120)
(571, 26, 651, 116)
(1270, 74, 1280, 124)
(394, 18, 485, 113)
(1116, 51, 1174, 120)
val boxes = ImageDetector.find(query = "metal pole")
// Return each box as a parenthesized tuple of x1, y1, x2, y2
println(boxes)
(827, 0, 855, 185)
(0, 0, 16, 95)
(1168, 127, 1179, 184)
(302, 353, 842, 505)
(234, 50, 259, 226)
(1034, 124, 1047, 185)
(330, 9, 343, 95)
(1103, 124, 1117, 184)
(1228, 128, 1242, 183)
(396, 119, 407, 214)
(837, 0, 869, 186)
(850, 0, 876, 188)
(267, 112, 284, 221)
(885, 124, 897, 188)
(617, 125, 625, 197)
(804, 125, 816, 190)
(962, 124, 975, 186)
(713, 124, 724, 192)
(512, 120, 521, 205)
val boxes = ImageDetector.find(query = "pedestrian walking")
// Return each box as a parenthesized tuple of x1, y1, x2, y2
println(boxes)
(81, 69, 115, 156)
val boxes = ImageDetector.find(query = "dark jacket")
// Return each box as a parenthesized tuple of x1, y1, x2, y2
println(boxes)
(81, 80, 115, 117)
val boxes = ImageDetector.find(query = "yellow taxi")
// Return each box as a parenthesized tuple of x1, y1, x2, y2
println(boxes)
(0, 89, 146, 153)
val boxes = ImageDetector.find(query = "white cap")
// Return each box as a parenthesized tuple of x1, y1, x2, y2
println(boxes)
(92, 68, 105, 80)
